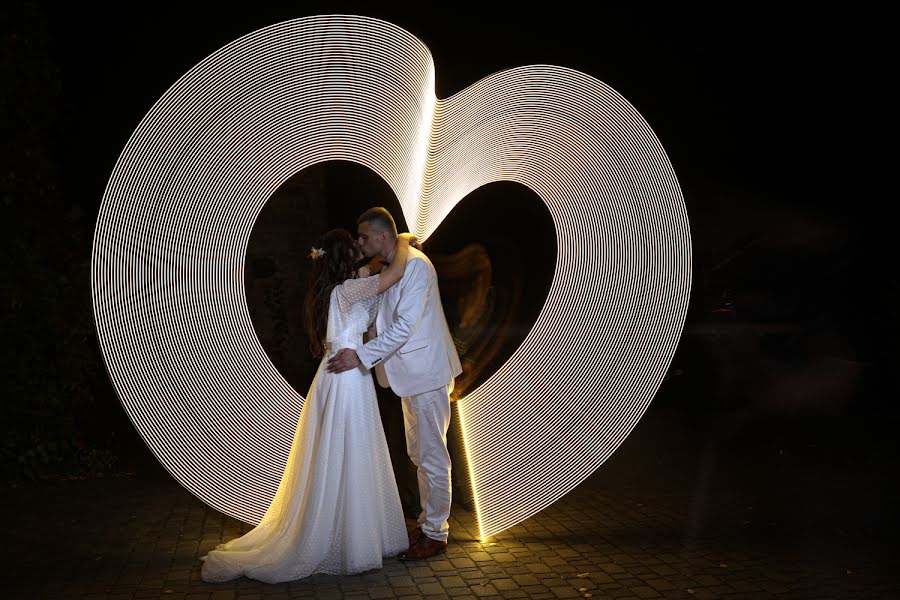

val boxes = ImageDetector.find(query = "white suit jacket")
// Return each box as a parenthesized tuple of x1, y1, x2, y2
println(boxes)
(356, 246, 462, 398)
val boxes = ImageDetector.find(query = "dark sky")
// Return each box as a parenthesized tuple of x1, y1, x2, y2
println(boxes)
(5, 3, 891, 354)
(0, 2, 895, 446)
(12, 3, 884, 219)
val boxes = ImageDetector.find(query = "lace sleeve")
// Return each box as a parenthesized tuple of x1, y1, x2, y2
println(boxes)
(333, 274, 381, 316)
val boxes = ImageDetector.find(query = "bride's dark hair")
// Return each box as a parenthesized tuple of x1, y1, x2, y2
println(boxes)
(303, 228, 358, 358)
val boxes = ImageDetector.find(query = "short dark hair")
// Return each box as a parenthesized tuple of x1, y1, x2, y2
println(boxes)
(357, 207, 397, 237)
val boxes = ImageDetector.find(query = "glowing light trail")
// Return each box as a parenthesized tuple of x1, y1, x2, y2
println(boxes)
(92, 15, 691, 541)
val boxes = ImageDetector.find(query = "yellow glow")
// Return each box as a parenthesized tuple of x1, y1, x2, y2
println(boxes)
(456, 399, 487, 543)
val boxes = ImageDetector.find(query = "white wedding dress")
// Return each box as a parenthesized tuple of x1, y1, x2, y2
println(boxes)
(200, 273, 408, 583)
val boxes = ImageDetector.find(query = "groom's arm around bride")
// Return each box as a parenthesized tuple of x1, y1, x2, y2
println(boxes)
(354, 256, 428, 375)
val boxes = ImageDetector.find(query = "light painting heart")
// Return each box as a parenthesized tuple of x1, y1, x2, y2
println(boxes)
(91, 14, 691, 541)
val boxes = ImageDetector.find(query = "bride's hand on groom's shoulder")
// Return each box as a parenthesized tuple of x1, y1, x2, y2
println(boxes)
(399, 232, 422, 251)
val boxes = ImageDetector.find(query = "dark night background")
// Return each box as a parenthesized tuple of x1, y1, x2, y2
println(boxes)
(2, 0, 896, 566)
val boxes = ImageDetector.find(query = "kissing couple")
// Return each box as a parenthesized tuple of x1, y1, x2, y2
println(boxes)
(200, 207, 463, 583)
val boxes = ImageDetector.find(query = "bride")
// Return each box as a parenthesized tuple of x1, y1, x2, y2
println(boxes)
(200, 228, 417, 583)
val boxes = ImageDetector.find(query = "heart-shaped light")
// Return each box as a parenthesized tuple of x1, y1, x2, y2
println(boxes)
(92, 15, 691, 541)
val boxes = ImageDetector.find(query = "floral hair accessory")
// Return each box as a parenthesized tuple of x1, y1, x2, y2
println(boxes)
(309, 247, 325, 260)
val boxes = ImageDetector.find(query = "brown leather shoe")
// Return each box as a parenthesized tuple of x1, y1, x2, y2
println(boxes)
(408, 525, 423, 546)
(399, 535, 447, 561)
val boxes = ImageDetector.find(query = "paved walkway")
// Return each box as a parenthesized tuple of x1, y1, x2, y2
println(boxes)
(5, 410, 898, 599)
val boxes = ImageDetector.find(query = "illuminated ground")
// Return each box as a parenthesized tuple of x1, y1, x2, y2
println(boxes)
(4, 407, 897, 599)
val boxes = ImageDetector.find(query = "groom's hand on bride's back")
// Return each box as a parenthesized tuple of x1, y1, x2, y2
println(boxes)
(326, 348, 361, 373)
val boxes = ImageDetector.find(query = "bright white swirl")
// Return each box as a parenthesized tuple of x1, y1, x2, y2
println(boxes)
(91, 15, 691, 541)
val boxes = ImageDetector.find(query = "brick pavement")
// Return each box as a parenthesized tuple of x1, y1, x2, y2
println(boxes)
(4, 410, 898, 599)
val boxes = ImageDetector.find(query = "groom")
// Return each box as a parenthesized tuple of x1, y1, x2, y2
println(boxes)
(327, 206, 462, 560)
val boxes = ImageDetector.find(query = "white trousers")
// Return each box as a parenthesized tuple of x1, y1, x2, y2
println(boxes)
(401, 383, 452, 542)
